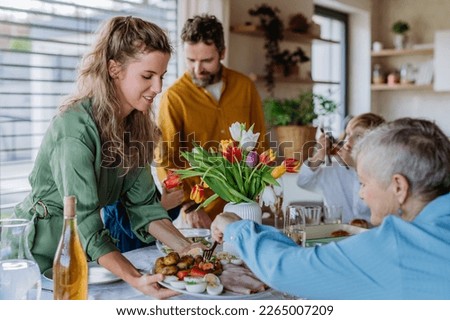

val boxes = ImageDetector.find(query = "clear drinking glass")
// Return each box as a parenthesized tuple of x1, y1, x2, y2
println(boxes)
(323, 205, 343, 224)
(300, 205, 323, 226)
(284, 206, 306, 247)
(0, 218, 41, 300)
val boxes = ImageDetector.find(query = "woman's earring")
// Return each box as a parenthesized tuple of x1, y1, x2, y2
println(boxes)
(397, 207, 403, 216)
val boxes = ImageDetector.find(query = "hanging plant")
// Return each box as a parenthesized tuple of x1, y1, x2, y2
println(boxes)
(248, 4, 284, 95)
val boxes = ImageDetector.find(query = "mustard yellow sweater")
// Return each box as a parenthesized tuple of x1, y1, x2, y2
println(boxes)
(156, 66, 267, 219)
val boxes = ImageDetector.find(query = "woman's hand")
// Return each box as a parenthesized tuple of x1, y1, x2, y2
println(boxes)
(179, 240, 207, 256)
(181, 203, 212, 229)
(210, 212, 241, 243)
(160, 187, 184, 211)
(98, 251, 179, 299)
(133, 273, 179, 299)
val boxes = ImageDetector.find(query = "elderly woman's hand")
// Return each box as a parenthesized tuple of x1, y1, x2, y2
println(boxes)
(210, 212, 241, 243)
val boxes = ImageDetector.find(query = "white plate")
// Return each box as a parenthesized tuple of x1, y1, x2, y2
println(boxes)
(156, 228, 212, 255)
(43, 262, 121, 285)
(305, 224, 368, 239)
(158, 280, 271, 299)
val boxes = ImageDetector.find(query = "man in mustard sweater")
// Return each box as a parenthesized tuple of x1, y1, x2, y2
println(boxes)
(156, 14, 267, 228)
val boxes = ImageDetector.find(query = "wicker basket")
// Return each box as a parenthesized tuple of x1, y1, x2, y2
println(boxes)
(275, 125, 317, 162)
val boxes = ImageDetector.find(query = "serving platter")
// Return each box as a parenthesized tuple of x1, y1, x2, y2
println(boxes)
(158, 280, 271, 299)
(156, 228, 212, 255)
(43, 262, 121, 285)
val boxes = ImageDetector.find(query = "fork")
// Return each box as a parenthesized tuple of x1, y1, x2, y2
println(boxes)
(202, 241, 218, 260)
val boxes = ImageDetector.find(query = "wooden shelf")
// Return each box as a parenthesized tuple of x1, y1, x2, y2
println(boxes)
(254, 75, 339, 85)
(371, 47, 434, 57)
(230, 25, 339, 44)
(371, 83, 433, 91)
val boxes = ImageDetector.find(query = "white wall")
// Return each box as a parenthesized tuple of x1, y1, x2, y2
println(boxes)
(371, 0, 450, 136)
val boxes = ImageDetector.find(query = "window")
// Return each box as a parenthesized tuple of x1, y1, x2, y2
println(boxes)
(0, 0, 178, 214)
(312, 5, 348, 136)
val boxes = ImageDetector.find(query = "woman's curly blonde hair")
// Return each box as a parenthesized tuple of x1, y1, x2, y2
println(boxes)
(61, 16, 173, 174)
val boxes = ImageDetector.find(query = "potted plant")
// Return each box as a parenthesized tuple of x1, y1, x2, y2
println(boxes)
(248, 4, 284, 94)
(392, 20, 410, 49)
(288, 13, 309, 33)
(272, 47, 310, 77)
(264, 92, 337, 161)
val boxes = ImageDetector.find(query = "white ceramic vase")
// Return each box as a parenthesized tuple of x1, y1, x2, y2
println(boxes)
(393, 33, 408, 50)
(222, 201, 262, 256)
(223, 201, 262, 224)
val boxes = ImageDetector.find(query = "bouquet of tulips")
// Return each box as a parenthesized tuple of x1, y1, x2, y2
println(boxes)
(176, 122, 299, 209)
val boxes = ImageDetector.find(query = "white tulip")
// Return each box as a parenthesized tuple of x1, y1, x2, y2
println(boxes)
(260, 186, 277, 206)
(229, 122, 244, 141)
(240, 130, 260, 151)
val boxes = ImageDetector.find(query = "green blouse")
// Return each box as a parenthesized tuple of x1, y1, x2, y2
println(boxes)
(15, 99, 169, 272)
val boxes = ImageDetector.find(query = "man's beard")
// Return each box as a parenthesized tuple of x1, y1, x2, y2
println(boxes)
(190, 66, 223, 88)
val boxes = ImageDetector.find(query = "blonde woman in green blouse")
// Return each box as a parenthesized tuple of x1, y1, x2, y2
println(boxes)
(14, 16, 195, 299)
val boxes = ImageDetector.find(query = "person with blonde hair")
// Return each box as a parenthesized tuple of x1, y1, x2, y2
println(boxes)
(211, 118, 450, 299)
(297, 112, 385, 223)
(14, 16, 198, 299)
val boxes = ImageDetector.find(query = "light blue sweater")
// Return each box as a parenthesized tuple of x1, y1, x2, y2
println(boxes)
(224, 193, 450, 299)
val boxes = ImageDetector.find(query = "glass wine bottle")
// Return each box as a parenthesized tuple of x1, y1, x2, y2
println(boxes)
(53, 195, 88, 300)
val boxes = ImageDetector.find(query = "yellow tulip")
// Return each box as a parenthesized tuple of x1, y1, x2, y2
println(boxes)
(190, 184, 205, 204)
(220, 139, 235, 154)
(271, 164, 286, 179)
(200, 179, 209, 189)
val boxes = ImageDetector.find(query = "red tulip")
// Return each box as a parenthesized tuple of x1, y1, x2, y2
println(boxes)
(283, 158, 300, 173)
(163, 170, 181, 190)
(223, 145, 242, 163)
(259, 149, 276, 165)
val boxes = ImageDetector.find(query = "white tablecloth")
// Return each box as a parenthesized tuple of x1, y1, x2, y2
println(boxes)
(41, 245, 291, 300)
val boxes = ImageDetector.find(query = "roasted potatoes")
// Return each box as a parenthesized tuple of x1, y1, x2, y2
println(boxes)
(155, 264, 178, 275)
(163, 252, 180, 266)
(176, 255, 194, 270)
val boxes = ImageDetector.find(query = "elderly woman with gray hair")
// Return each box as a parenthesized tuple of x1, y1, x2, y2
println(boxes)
(211, 118, 450, 299)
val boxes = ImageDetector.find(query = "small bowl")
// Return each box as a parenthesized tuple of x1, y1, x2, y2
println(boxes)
(183, 276, 203, 283)
(185, 281, 207, 293)
(163, 275, 178, 284)
(169, 280, 186, 290)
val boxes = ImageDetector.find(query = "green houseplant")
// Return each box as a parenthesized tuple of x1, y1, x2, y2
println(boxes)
(392, 20, 410, 34)
(264, 92, 337, 127)
(264, 92, 337, 161)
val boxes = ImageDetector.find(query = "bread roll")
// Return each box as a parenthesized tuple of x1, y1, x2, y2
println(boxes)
(350, 219, 369, 229)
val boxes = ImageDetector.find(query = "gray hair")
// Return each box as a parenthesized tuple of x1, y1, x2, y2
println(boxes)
(353, 118, 450, 201)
